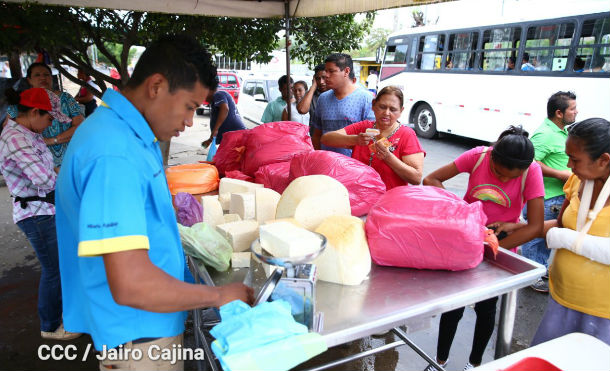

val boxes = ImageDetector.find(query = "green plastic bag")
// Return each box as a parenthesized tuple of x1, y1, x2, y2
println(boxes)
(178, 222, 232, 271)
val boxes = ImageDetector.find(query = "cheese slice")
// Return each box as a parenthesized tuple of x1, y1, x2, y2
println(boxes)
(223, 213, 242, 223)
(259, 221, 321, 258)
(314, 215, 371, 286)
(219, 178, 263, 195)
(276, 175, 351, 230)
(230, 192, 255, 220)
(216, 220, 259, 252)
(201, 196, 225, 228)
(255, 188, 281, 223)
(231, 252, 251, 268)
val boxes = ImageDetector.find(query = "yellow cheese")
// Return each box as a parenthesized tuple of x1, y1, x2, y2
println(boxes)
(313, 215, 371, 286)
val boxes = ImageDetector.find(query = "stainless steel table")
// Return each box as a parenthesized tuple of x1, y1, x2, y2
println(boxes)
(188, 247, 545, 371)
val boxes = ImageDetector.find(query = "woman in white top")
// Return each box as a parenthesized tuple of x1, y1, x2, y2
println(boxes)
(282, 80, 310, 125)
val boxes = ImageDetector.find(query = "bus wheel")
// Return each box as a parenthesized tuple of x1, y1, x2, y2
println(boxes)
(414, 104, 437, 139)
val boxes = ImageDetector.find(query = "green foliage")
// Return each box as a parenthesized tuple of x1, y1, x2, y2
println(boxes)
(0, 2, 375, 93)
(95, 42, 138, 66)
(351, 28, 391, 58)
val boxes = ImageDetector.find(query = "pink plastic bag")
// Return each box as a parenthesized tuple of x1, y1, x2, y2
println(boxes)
(289, 151, 386, 216)
(365, 186, 487, 271)
(241, 122, 313, 176)
(214, 130, 249, 176)
(175, 192, 203, 227)
(254, 162, 292, 194)
(225, 170, 254, 183)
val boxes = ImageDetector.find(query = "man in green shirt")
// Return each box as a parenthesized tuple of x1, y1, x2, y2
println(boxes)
(523, 91, 577, 292)
(261, 75, 293, 123)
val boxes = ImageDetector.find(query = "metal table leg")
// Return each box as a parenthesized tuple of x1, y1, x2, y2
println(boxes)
(495, 290, 517, 359)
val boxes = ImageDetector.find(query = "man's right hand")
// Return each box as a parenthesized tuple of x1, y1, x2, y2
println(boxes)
(217, 282, 255, 307)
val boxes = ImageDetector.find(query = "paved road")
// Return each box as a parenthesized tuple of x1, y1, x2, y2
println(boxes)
(0, 113, 548, 371)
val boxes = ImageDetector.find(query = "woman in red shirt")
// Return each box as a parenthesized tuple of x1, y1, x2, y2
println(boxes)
(320, 86, 425, 189)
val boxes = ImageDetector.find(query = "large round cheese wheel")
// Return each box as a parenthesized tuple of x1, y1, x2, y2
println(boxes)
(275, 175, 351, 230)
(314, 215, 371, 286)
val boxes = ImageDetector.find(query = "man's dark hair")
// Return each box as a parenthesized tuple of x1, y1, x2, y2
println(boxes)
(325, 53, 355, 79)
(314, 64, 325, 74)
(126, 34, 218, 92)
(278, 75, 294, 88)
(547, 91, 576, 119)
(522, 52, 530, 62)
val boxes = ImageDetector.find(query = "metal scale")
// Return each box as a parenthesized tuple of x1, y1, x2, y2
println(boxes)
(250, 233, 327, 331)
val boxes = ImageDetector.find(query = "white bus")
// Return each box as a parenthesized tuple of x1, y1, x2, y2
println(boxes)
(379, 7, 610, 142)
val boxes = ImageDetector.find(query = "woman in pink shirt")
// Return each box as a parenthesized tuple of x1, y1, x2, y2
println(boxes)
(423, 126, 545, 369)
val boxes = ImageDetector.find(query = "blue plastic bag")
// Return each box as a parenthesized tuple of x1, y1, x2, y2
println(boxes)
(207, 137, 218, 161)
(210, 300, 327, 371)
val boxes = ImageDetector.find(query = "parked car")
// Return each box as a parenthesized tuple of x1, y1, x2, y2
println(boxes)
(196, 70, 240, 115)
(236, 74, 281, 125)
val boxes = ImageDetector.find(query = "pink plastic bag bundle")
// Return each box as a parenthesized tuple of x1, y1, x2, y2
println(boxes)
(241, 121, 313, 176)
(214, 130, 249, 176)
(289, 151, 386, 216)
(365, 186, 487, 271)
(254, 162, 292, 194)
(225, 170, 254, 182)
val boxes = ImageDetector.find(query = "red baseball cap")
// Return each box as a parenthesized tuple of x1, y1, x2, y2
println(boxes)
(19, 88, 71, 123)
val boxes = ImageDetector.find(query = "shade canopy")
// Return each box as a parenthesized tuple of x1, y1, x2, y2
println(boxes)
(4, 0, 446, 18)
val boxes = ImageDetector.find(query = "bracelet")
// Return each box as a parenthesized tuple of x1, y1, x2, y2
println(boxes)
(54, 137, 58, 144)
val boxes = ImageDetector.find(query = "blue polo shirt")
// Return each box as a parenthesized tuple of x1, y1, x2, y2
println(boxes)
(55, 89, 186, 351)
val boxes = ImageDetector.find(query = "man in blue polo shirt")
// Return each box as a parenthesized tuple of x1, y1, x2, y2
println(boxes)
(311, 53, 375, 156)
(55, 35, 253, 371)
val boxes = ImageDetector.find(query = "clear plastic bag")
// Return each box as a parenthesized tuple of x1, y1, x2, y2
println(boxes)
(178, 222, 232, 271)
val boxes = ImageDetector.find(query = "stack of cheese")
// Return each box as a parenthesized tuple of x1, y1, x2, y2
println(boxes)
(204, 175, 370, 285)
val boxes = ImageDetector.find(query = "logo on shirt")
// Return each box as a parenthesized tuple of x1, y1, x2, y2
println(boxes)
(470, 184, 511, 208)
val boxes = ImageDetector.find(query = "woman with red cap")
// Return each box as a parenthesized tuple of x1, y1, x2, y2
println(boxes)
(0, 87, 81, 340)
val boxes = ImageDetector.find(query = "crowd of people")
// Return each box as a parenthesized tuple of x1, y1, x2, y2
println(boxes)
(0, 33, 608, 371)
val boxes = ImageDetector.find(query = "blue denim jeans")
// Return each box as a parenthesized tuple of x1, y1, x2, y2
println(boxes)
(16, 215, 62, 332)
(521, 195, 565, 269)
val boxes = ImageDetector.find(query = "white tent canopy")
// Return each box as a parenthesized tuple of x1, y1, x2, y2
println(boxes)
(6, 0, 445, 18)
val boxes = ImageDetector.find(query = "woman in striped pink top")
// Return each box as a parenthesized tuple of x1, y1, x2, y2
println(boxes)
(0, 87, 80, 340)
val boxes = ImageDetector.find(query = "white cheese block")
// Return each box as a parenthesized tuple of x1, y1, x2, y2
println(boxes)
(313, 215, 371, 286)
(231, 252, 251, 268)
(262, 218, 302, 227)
(216, 220, 259, 252)
(276, 175, 351, 230)
(229, 192, 256, 220)
(259, 221, 322, 258)
(255, 188, 281, 223)
(219, 178, 263, 195)
(219, 193, 231, 211)
(201, 196, 225, 228)
(223, 213, 242, 223)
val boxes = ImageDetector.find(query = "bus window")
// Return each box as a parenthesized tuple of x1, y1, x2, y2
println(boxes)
(417, 34, 445, 70)
(447, 32, 479, 70)
(480, 27, 521, 71)
(408, 37, 419, 67)
(577, 16, 610, 72)
(380, 42, 409, 80)
(384, 44, 408, 64)
(524, 22, 575, 72)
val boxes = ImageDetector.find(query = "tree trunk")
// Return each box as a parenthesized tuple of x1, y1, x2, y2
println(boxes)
(8, 52, 22, 79)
